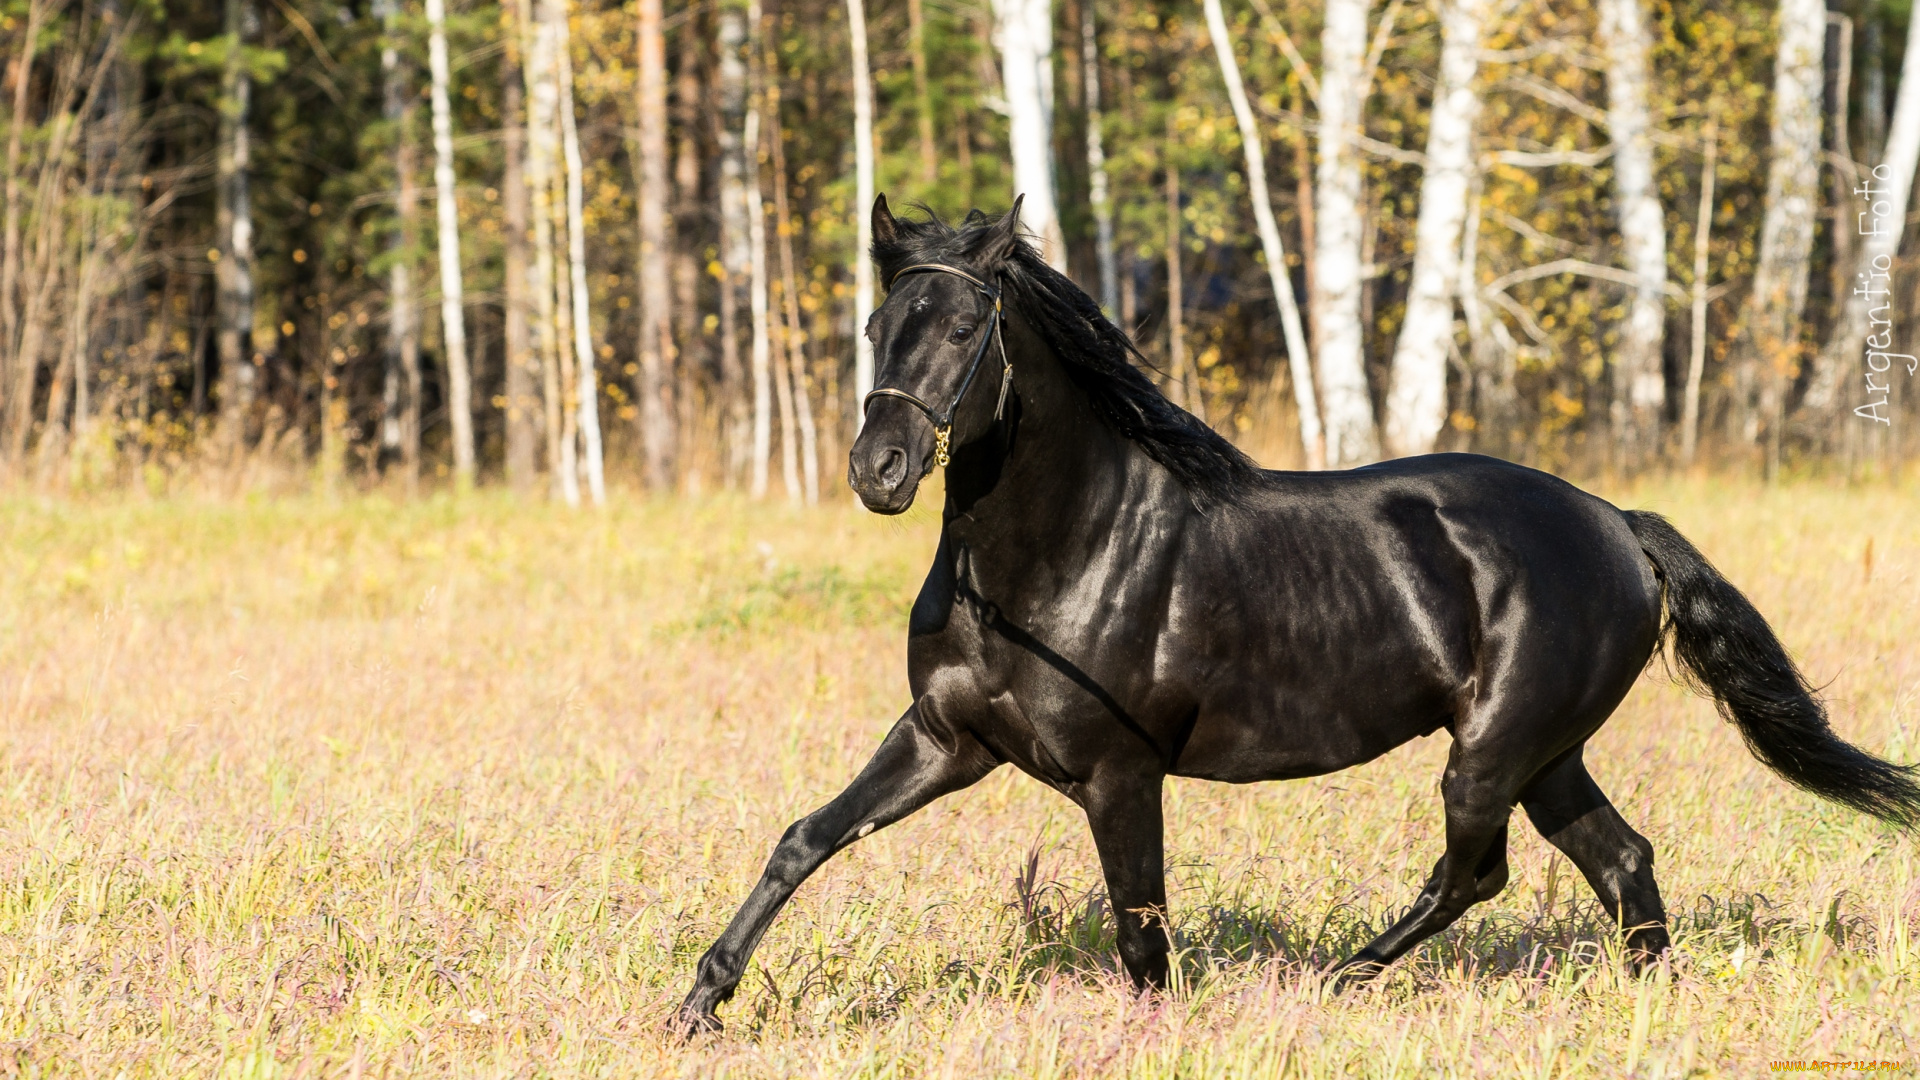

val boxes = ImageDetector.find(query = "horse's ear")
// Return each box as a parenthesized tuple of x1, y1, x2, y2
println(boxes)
(871, 194, 899, 247)
(983, 194, 1026, 263)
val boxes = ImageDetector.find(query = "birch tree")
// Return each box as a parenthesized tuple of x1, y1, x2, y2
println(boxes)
(0, 0, 45, 443)
(1082, 3, 1117, 316)
(847, 0, 876, 424)
(501, 49, 537, 490)
(717, 1, 751, 472)
(1383, 0, 1484, 457)
(551, 0, 605, 506)
(1732, 0, 1824, 449)
(1313, 0, 1380, 466)
(992, 0, 1065, 269)
(1204, 0, 1320, 466)
(746, 3, 775, 499)
(426, 0, 475, 487)
(519, 0, 568, 500)
(1807, 4, 1920, 417)
(216, 0, 259, 445)
(1682, 120, 1717, 462)
(634, 0, 674, 489)
(378, 0, 420, 479)
(1596, 0, 1668, 461)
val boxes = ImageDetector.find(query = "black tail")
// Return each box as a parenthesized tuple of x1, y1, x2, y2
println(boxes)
(1625, 510, 1920, 829)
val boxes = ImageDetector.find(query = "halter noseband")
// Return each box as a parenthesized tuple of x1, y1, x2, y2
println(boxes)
(861, 263, 1013, 468)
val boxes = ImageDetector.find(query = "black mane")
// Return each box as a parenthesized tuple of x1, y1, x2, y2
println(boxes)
(872, 207, 1260, 505)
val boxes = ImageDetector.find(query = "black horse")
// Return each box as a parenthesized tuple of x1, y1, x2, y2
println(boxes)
(675, 198, 1920, 1032)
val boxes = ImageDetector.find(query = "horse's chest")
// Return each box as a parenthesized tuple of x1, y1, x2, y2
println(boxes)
(909, 587, 1163, 790)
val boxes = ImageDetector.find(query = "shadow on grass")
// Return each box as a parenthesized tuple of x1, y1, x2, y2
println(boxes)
(725, 858, 1873, 1035)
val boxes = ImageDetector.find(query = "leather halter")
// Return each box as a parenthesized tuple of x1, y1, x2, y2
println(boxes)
(861, 263, 1013, 468)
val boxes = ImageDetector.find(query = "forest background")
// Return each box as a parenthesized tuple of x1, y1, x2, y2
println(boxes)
(0, 0, 1916, 500)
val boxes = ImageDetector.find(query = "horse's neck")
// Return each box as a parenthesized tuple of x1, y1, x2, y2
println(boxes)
(942, 315, 1145, 567)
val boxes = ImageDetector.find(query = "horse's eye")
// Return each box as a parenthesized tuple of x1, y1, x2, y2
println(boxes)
(951, 324, 975, 343)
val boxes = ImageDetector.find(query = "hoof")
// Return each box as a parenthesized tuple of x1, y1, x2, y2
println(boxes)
(669, 1006, 724, 1039)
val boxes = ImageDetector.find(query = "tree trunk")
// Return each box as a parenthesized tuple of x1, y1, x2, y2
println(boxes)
(1292, 78, 1316, 314)
(746, 3, 774, 499)
(1808, 3, 1920, 421)
(673, 23, 701, 484)
(993, 0, 1064, 269)
(1203, 0, 1319, 465)
(551, 0, 605, 506)
(635, 0, 674, 491)
(1081, 3, 1117, 318)
(768, 71, 820, 504)
(378, 0, 420, 484)
(0, 0, 45, 448)
(519, 0, 568, 501)
(217, 0, 259, 449)
(1596, 0, 1668, 464)
(1683, 120, 1718, 464)
(1732, 0, 1824, 462)
(717, 0, 751, 479)
(427, 0, 474, 488)
(847, 0, 876, 428)
(909, 0, 937, 186)
(1384, 0, 1484, 458)
(502, 53, 537, 491)
(1313, 0, 1380, 466)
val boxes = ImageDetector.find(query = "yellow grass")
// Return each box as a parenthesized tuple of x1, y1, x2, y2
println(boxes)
(0, 474, 1916, 1077)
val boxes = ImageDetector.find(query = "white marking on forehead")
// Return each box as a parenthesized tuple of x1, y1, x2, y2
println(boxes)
(912, 296, 932, 313)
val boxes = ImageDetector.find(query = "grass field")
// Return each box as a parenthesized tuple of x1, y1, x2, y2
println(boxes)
(0, 473, 1916, 1077)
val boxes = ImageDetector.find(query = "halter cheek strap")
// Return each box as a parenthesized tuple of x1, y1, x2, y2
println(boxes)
(861, 263, 1013, 468)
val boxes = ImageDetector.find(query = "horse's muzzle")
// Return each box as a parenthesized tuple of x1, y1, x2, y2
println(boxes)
(848, 425, 929, 515)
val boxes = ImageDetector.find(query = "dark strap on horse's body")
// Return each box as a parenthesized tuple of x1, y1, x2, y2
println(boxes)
(861, 263, 1013, 467)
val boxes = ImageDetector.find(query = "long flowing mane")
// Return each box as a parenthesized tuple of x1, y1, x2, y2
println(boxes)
(871, 207, 1260, 505)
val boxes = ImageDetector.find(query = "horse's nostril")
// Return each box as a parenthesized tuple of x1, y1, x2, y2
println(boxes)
(876, 448, 907, 485)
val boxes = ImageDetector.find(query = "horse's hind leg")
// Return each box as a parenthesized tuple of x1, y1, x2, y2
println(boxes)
(1519, 751, 1670, 969)
(1330, 741, 1518, 988)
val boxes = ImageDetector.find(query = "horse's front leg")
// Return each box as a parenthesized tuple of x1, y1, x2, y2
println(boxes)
(674, 705, 998, 1034)
(1082, 770, 1171, 990)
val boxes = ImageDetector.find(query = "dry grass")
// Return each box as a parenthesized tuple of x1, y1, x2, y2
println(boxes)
(0, 473, 1916, 1077)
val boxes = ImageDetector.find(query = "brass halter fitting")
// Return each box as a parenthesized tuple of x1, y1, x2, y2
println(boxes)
(861, 263, 1013, 469)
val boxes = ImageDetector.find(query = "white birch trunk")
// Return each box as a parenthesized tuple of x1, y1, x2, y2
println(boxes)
(1082, 4, 1117, 316)
(216, 0, 258, 442)
(1313, 0, 1380, 465)
(1383, 0, 1484, 457)
(746, 9, 774, 499)
(716, 5, 751, 479)
(1736, 0, 1825, 445)
(520, 0, 568, 500)
(426, 0, 474, 488)
(1204, 0, 1321, 466)
(1809, 3, 1920, 414)
(847, 0, 876, 429)
(551, 0, 604, 506)
(1597, 0, 1668, 458)
(993, 0, 1065, 269)
(1683, 121, 1717, 462)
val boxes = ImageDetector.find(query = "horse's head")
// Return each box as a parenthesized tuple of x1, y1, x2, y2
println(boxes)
(848, 195, 1022, 514)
